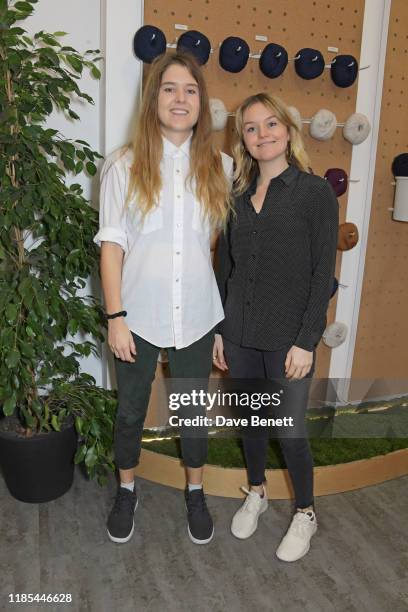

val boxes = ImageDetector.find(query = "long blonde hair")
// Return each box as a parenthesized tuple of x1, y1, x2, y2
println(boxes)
(233, 92, 311, 195)
(123, 51, 232, 228)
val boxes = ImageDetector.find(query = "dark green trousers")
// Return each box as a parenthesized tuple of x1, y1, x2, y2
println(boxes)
(113, 328, 214, 470)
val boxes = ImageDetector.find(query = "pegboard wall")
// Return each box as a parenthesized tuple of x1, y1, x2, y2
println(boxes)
(352, 0, 408, 379)
(143, 0, 366, 378)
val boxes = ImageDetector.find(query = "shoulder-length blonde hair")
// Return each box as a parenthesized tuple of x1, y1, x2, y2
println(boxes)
(233, 92, 311, 195)
(122, 51, 232, 228)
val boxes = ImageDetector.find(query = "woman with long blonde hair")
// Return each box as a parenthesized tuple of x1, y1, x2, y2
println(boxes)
(94, 51, 232, 545)
(213, 92, 338, 561)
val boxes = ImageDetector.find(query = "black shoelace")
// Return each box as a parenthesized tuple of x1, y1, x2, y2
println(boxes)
(112, 488, 135, 515)
(186, 490, 208, 515)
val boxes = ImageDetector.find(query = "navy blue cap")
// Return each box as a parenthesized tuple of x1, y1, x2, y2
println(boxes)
(219, 36, 250, 73)
(177, 30, 211, 65)
(331, 54, 358, 87)
(392, 153, 408, 177)
(133, 25, 167, 63)
(260, 43, 288, 78)
(330, 277, 339, 299)
(294, 48, 325, 79)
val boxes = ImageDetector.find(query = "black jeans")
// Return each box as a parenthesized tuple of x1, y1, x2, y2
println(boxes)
(223, 337, 315, 509)
(113, 329, 214, 470)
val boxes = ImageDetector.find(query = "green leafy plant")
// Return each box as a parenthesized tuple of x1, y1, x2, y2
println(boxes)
(0, 0, 116, 483)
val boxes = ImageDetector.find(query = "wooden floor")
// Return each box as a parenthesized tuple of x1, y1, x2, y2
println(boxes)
(1, 467, 407, 612)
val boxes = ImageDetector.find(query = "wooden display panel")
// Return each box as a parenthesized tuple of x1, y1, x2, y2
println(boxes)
(352, 0, 408, 378)
(143, 0, 366, 377)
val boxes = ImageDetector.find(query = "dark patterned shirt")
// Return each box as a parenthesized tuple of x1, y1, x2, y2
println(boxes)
(215, 163, 339, 352)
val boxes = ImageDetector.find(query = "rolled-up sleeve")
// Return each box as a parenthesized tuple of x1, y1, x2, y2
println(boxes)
(93, 154, 128, 252)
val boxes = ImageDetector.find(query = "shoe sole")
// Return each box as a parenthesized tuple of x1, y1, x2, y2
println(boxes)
(231, 503, 268, 540)
(187, 524, 214, 545)
(184, 500, 214, 545)
(276, 541, 311, 562)
(107, 498, 139, 544)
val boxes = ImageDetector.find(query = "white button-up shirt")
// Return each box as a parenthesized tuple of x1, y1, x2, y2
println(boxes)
(94, 134, 233, 349)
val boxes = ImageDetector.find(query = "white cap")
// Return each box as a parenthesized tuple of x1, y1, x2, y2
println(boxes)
(343, 113, 371, 145)
(310, 109, 337, 141)
(322, 322, 348, 348)
(288, 105, 303, 132)
(209, 98, 228, 131)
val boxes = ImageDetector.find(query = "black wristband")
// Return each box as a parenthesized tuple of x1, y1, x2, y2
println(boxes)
(106, 310, 127, 320)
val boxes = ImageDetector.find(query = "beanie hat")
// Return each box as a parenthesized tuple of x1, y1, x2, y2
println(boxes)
(343, 113, 371, 145)
(323, 322, 348, 348)
(259, 43, 288, 78)
(133, 25, 167, 63)
(219, 36, 250, 73)
(324, 168, 348, 197)
(177, 30, 211, 65)
(392, 153, 408, 176)
(330, 54, 359, 87)
(337, 222, 359, 251)
(294, 48, 325, 79)
(310, 109, 337, 141)
(209, 98, 228, 131)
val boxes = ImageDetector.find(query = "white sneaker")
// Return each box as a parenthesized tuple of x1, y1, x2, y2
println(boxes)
(276, 509, 318, 562)
(231, 486, 268, 539)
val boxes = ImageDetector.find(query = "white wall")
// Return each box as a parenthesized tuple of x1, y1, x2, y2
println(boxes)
(24, 0, 101, 202)
(24, 0, 144, 387)
(99, 0, 144, 389)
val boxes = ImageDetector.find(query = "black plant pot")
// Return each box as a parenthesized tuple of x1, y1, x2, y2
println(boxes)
(0, 420, 77, 503)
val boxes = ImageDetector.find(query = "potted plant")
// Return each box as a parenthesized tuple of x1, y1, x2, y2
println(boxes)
(0, 0, 116, 502)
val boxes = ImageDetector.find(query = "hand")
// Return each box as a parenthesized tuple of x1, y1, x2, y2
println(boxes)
(212, 334, 228, 371)
(285, 346, 313, 380)
(108, 318, 137, 362)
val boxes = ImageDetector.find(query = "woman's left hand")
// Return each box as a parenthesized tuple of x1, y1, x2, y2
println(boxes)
(285, 346, 313, 380)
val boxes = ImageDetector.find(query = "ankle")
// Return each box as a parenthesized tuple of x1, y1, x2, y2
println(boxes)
(120, 480, 135, 492)
(296, 505, 314, 514)
(188, 482, 203, 492)
(250, 484, 265, 497)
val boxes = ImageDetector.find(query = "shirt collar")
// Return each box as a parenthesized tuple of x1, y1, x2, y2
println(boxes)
(247, 163, 299, 195)
(162, 132, 193, 158)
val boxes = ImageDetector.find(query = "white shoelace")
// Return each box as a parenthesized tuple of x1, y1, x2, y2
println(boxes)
(240, 486, 265, 514)
(289, 511, 316, 538)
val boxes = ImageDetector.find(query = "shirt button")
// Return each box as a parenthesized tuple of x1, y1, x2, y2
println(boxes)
(249, 278, 254, 283)
(175, 306, 180, 310)
(176, 223, 181, 228)
(176, 278, 180, 282)
(176, 169, 180, 173)
(252, 230, 258, 235)
(177, 195, 181, 199)
(246, 301, 251, 306)
(251, 254, 256, 259)
(176, 251, 180, 255)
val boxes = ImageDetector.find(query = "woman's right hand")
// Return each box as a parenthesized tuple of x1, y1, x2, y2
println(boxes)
(213, 333, 228, 371)
(108, 318, 137, 362)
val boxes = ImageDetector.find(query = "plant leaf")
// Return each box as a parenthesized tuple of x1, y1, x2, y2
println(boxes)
(86, 161, 96, 176)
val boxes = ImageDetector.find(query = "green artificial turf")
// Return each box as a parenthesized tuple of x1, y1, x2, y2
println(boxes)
(141, 435, 408, 468)
(140, 402, 408, 468)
